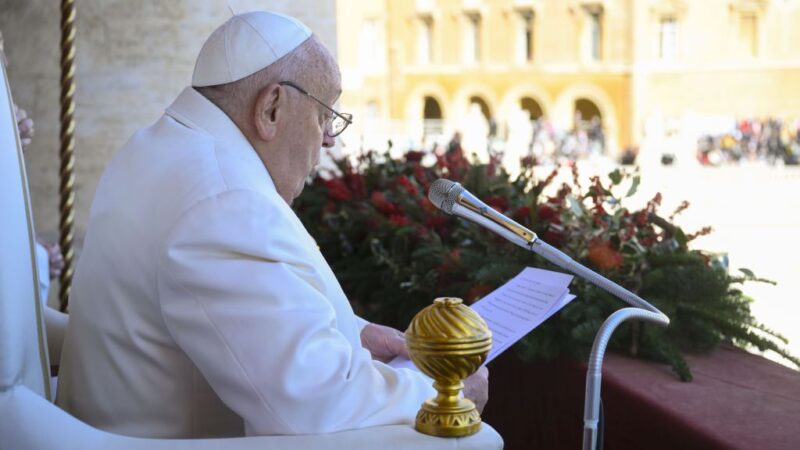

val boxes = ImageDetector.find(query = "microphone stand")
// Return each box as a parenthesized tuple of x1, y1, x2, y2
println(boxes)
(452, 202, 670, 450)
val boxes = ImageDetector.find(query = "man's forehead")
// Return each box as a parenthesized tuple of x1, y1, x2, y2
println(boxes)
(310, 65, 342, 103)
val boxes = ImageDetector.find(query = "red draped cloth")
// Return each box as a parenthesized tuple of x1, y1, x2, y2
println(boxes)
(482, 346, 800, 450)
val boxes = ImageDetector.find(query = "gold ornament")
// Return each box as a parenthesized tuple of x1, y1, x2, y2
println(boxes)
(405, 297, 492, 437)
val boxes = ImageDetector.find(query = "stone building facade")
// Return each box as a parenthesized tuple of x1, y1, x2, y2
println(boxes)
(336, 0, 800, 157)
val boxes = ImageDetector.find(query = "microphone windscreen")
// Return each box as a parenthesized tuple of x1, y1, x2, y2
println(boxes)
(428, 179, 463, 214)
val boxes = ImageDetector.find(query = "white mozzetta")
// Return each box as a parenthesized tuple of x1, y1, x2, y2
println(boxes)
(55, 87, 438, 438)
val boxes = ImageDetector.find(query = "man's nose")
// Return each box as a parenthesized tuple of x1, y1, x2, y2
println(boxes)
(322, 132, 336, 148)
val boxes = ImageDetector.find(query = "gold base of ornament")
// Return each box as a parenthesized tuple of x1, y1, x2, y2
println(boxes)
(414, 381, 482, 437)
(415, 396, 481, 437)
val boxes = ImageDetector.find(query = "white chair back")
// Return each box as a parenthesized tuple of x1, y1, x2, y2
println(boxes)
(0, 62, 51, 401)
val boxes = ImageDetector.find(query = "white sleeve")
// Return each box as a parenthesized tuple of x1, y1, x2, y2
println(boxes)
(156, 189, 434, 435)
(355, 315, 370, 333)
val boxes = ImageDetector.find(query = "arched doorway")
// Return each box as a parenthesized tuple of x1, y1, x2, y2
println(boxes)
(553, 84, 618, 155)
(469, 95, 492, 121)
(574, 98, 601, 125)
(520, 97, 543, 120)
(365, 100, 380, 119)
(423, 96, 445, 143)
(423, 96, 442, 119)
(573, 98, 605, 155)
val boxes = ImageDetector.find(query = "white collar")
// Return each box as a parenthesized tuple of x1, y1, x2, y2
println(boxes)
(165, 86, 279, 196)
(165, 87, 253, 154)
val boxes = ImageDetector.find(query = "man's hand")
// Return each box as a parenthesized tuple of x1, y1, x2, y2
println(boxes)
(45, 243, 64, 280)
(464, 366, 489, 413)
(360, 323, 408, 363)
(14, 105, 34, 151)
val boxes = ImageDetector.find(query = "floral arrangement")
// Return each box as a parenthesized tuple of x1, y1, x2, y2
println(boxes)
(295, 148, 798, 381)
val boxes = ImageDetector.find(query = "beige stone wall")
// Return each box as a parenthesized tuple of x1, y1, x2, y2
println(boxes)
(338, 0, 800, 157)
(338, 0, 638, 154)
(1, 0, 337, 238)
(631, 0, 800, 126)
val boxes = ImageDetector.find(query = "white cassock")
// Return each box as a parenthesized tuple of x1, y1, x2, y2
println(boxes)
(56, 87, 435, 438)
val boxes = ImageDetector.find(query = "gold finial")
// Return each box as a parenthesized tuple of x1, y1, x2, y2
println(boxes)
(405, 297, 492, 437)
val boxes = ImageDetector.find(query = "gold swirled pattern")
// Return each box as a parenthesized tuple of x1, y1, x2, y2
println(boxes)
(405, 297, 492, 437)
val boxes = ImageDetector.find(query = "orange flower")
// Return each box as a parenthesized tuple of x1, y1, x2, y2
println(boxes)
(588, 240, 624, 271)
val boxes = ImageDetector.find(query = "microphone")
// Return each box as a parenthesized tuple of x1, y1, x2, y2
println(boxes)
(428, 178, 669, 450)
(428, 179, 536, 248)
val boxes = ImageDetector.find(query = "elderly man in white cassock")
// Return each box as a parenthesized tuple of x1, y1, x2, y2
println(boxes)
(55, 11, 488, 439)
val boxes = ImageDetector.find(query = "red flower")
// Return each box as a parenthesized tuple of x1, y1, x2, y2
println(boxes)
(593, 203, 606, 217)
(420, 198, 438, 214)
(513, 206, 532, 222)
(588, 240, 624, 271)
(686, 226, 713, 241)
(344, 172, 366, 198)
(396, 175, 418, 196)
(640, 234, 657, 247)
(405, 151, 425, 163)
(322, 201, 336, 215)
(542, 230, 565, 247)
(537, 204, 560, 223)
(634, 210, 649, 226)
(442, 148, 468, 180)
(619, 224, 635, 242)
(370, 191, 386, 205)
(412, 164, 427, 180)
(389, 214, 410, 227)
(371, 191, 400, 215)
(425, 215, 449, 234)
(485, 196, 508, 212)
(324, 178, 352, 201)
(557, 183, 572, 199)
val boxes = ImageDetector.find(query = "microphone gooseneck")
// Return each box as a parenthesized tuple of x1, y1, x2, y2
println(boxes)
(428, 178, 670, 450)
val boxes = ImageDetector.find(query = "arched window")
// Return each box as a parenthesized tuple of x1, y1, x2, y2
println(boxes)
(520, 97, 543, 120)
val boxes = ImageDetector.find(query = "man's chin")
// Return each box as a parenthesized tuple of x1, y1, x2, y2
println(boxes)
(289, 184, 306, 205)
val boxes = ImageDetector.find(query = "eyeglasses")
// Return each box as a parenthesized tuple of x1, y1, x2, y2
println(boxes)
(278, 81, 353, 137)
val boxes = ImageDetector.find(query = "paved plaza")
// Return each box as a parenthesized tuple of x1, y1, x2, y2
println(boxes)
(636, 162, 800, 367)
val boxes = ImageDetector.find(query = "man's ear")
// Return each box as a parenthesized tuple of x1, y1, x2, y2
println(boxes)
(253, 83, 282, 141)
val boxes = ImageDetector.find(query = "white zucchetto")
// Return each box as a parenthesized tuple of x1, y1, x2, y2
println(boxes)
(191, 11, 312, 87)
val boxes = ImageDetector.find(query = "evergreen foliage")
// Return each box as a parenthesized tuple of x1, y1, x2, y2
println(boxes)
(295, 149, 798, 381)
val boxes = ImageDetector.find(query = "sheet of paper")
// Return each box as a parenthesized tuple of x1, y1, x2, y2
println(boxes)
(471, 268, 574, 364)
(388, 267, 575, 371)
(482, 292, 576, 362)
